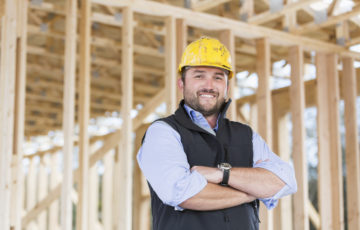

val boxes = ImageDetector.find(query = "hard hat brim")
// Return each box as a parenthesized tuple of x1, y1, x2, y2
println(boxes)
(178, 65, 234, 79)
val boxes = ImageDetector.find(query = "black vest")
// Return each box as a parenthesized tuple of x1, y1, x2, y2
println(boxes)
(146, 100, 260, 230)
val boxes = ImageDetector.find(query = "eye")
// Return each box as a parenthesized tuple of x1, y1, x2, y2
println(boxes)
(194, 75, 203, 79)
(215, 76, 224, 80)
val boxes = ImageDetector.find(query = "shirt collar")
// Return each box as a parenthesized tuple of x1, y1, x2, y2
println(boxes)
(183, 104, 220, 132)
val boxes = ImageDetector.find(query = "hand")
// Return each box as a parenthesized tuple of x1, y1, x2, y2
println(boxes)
(191, 166, 222, 184)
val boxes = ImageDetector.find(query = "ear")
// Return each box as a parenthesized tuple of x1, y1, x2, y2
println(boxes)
(225, 80, 230, 99)
(177, 78, 184, 91)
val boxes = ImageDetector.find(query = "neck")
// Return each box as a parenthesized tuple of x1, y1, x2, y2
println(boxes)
(204, 113, 219, 129)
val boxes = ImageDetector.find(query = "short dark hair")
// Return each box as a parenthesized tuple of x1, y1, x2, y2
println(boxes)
(180, 66, 230, 84)
(180, 67, 190, 83)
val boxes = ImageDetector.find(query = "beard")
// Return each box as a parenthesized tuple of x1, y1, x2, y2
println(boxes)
(184, 88, 226, 117)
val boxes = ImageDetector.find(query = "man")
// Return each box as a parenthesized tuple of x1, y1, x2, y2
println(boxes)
(137, 37, 297, 230)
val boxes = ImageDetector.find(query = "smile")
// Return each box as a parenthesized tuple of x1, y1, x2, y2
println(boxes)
(199, 94, 215, 98)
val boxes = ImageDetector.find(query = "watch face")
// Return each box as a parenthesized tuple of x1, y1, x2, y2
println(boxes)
(219, 163, 232, 170)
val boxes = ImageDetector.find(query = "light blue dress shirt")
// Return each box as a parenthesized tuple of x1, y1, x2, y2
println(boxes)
(137, 104, 297, 211)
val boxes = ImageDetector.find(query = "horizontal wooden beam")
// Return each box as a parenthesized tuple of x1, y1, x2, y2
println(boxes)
(237, 69, 360, 114)
(293, 5, 360, 35)
(21, 85, 166, 223)
(91, 0, 359, 58)
(29, 3, 166, 37)
(192, 0, 231, 12)
(248, 0, 320, 25)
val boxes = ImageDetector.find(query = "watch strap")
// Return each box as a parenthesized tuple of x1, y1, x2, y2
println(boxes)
(221, 168, 230, 185)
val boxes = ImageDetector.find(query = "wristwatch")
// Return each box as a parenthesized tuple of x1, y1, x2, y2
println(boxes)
(218, 163, 232, 186)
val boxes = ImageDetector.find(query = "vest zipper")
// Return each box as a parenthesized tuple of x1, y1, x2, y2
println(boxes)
(253, 200, 261, 223)
(223, 212, 230, 222)
(224, 147, 229, 163)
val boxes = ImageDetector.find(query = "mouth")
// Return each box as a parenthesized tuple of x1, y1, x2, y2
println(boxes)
(197, 89, 218, 99)
(198, 93, 216, 98)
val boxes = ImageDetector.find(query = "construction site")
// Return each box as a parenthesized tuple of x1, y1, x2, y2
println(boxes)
(0, 0, 360, 229)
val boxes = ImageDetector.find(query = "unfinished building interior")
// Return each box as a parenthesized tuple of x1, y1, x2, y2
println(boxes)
(0, 0, 360, 230)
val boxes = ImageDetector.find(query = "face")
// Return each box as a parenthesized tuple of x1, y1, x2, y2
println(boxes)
(178, 66, 229, 117)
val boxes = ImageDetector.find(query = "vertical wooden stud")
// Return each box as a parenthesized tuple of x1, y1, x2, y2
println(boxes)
(239, 0, 254, 21)
(327, 54, 344, 230)
(133, 136, 143, 230)
(26, 158, 37, 230)
(77, 0, 91, 229)
(0, 0, 4, 18)
(289, 46, 309, 230)
(250, 103, 258, 131)
(133, 124, 150, 230)
(316, 52, 333, 230)
(112, 146, 121, 230)
(256, 37, 273, 230)
(89, 163, 99, 230)
(38, 157, 49, 230)
(61, 0, 77, 229)
(272, 103, 292, 230)
(49, 154, 60, 230)
(176, 18, 187, 103)
(0, 0, 17, 228)
(11, 0, 28, 229)
(165, 16, 177, 114)
(336, 21, 349, 46)
(219, 29, 236, 120)
(139, 199, 151, 230)
(102, 152, 113, 230)
(283, 13, 297, 32)
(342, 57, 360, 230)
(119, 7, 134, 230)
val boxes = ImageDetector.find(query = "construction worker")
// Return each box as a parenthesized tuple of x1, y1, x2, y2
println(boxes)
(137, 37, 297, 230)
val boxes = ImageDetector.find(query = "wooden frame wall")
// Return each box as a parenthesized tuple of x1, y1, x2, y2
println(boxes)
(0, 1, 359, 230)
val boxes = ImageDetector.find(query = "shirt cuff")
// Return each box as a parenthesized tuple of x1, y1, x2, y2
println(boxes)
(254, 161, 297, 197)
(173, 170, 208, 211)
(259, 185, 290, 210)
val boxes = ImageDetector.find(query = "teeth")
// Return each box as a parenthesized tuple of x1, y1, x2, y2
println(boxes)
(200, 94, 214, 98)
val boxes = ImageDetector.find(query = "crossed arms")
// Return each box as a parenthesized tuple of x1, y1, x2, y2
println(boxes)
(137, 122, 297, 212)
(179, 162, 285, 211)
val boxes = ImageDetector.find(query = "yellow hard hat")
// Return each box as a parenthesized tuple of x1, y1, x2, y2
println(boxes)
(178, 37, 234, 79)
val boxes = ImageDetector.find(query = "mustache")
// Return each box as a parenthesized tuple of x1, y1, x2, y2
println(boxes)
(197, 89, 219, 95)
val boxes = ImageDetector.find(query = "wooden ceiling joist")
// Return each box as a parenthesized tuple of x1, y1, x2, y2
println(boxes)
(293, 5, 360, 35)
(27, 44, 165, 78)
(191, 0, 231, 12)
(248, 0, 321, 25)
(30, 2, 166, 37)
(28, 25, 165, 59)
(92, 0, 360, 57)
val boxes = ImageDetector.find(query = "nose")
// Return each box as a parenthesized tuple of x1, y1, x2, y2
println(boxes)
(203, 77, 214, 90)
